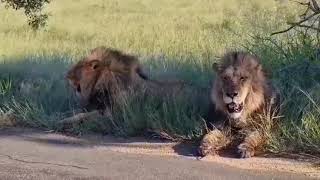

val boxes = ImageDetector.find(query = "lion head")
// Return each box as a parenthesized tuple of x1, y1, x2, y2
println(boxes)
(66, 47, 148, 110)
(66, 59, 104, 107)
(211, 51, 269, 124)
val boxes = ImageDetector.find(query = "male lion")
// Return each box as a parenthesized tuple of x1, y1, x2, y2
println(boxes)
(66, 46, 148, 111)
(62, 47, 185, 126)
(198, 51, 280, 158)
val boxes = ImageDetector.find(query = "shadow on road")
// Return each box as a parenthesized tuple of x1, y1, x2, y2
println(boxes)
(1, 127, 319, 167)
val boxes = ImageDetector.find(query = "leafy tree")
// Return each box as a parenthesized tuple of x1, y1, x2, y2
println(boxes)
(1, 0, 51, 30)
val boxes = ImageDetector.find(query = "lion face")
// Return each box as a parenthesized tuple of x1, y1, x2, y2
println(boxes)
(219, 66, 253, 119)
(66, 59, 102, 106)
(212, 51, 266, 120)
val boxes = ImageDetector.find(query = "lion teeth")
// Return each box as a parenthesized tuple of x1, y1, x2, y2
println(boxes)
(226, 102, 243, 113)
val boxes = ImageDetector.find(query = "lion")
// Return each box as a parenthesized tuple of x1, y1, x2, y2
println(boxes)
(66, 46, 148, 111)
(198, 51, 280, 158)
(62, 46, 186, 127)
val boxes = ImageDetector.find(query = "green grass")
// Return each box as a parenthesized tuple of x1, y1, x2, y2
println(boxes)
(0, 0, 320, 155)
(0, 0, 296, 58)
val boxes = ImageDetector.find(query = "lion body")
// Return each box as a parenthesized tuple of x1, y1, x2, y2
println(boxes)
(199, 51, 280, 158)
(66, 46, 186, 114)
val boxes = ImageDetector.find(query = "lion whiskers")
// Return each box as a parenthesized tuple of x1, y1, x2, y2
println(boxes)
(223, 95, 233, 104)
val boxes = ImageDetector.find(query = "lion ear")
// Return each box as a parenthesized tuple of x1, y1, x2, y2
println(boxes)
(65, 73, 72, 80)
(212, 62, 219, 72)
(255, 64, 262, 73)
(65, 68, 75, 80)
(88, 59, 101, 70)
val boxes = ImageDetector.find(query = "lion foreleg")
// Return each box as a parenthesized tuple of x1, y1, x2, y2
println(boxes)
(198, 129, 231, 157)
(59, 110, 105, 129)
(237, 130, 264, 158)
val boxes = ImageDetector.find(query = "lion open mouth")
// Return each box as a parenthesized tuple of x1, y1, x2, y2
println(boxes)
(226, 102, 243, 113)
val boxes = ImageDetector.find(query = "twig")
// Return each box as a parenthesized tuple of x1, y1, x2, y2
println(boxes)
(290, 0, 310, 6)
(311, 0, 320, 11)
(145, 129, 189, 142)
(317, 16, 320, 42)
(292, 23, 320, 31)
(271, 12, 319, 35)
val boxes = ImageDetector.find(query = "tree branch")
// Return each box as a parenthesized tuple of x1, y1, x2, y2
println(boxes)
(271, 0, 320, 36)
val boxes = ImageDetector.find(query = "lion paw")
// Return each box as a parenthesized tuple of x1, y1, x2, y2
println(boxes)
(237, 143, 254, 159)
(198, 145, 215, 157)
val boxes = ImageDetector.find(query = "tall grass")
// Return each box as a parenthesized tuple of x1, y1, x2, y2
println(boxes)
(246, 33, 320, 155)
(0, 0, 319, 155)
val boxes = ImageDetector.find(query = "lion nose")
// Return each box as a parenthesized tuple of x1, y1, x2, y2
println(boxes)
(227, 92, 238, 98)
(76, 85, 81, 93)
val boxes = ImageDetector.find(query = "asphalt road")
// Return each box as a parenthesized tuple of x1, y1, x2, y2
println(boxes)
(0, 128, 317, 180)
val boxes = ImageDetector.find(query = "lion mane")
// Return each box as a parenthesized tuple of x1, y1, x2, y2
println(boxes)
(66, 46, 149, 112)
(198, 51, 280, 158)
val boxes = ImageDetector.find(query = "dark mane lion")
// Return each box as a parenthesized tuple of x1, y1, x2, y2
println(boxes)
(198, 51, 281, 158)
(62, 47, 186, 127)
(66, 46, 148, 111)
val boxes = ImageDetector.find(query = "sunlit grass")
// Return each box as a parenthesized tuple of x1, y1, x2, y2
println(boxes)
(0, 0, 297, 58)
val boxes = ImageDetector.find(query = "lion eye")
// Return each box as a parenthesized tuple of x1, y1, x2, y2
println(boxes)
(76, 85, 81, 92)
(240, 76, 247, 81)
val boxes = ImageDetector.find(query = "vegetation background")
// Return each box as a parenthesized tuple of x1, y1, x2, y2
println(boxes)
(0, 0, 319, 156)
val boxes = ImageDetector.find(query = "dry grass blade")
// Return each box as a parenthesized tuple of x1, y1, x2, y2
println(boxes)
(145, 129, 188, 142)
